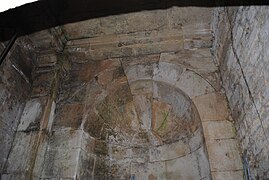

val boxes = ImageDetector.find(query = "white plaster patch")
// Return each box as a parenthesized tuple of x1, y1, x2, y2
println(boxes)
(17, 99, 42, 131)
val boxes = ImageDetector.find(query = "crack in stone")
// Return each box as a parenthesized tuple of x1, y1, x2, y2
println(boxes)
(225, 7, 268, 143)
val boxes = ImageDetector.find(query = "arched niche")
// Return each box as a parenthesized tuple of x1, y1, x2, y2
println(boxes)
(83, 74, 211, 179)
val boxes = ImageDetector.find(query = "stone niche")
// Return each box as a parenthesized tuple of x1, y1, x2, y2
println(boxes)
(81, 55, 211, 179)
(2, 5, 246, 179)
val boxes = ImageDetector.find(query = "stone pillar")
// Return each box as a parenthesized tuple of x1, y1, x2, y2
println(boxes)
(0, 38, 34, 179)
(3, 53, 59, 179)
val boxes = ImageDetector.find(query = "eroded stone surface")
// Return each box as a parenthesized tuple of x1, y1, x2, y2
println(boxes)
(206, 139, 243, 171)
(0, 5, 249, 180)
(0, 38, 34, 174)
(193, 93, 230, 121)
(202, 120, 235, 140)
(212, 171, 244, 180)
(213, 6, 269, 179)
(17, 99, 43, 132)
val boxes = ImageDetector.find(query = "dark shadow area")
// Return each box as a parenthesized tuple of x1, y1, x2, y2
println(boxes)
(0, 0, 268, 41)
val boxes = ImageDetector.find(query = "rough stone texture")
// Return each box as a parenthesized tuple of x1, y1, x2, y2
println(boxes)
(62, 7, 211, 40)
(64, 6, 212, 62)
(0, 5, 246, 180)
(2, 47, 61, 179)
(37, 14, 216, 177)
(213, 6, 269, 179)
(193, 93, 230, 121)
(0, 37, 34, 174)
(193, 92, 243, 180)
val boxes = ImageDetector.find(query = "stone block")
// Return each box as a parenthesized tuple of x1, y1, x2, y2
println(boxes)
(159, 49, 218, 74)
(153, 61, 184, 84)
(41, 148, 81, 179)
(125, 63, 155, 82)
(36, 54, 57, 68)
(212, 170, 243, 180)
(109, 144, 132, 161)
(153, 81, 192, 120)
(130, 161, 166, 180)
(0, 96, 25, 131)
(83, 111, 105, 139)
(166, 153, 202, 180)
(183, 34, 212, 50)
(121, 54, 159, 67)
(98, 69, 116, 86)
(77, 150, 95, 180)
(93, 156, 111, 179)
(32, 139, 49, 178)
(131, 146, 150, 164)
(28, 29, 65, 52)
(193, 93, 230, 121)
(81, 132, 95, 153)
(63, 9, 167, 39)
(17, 98, 43, 132)
(193, 146, 211, 179)
(0, 123, 14, 171)
(59, 81, 87, 104)
(96, 59, 121, 73)
(149, 140, 190, 162)
(66, 29, 183, 60)
(89, 39, 183, 60)
(32, 72, 54, 97)
(151, 100, 193, 143)
(1, 173, 39, 180)
(48, 129, 84, 150)
(84, 80, 106, 107)
(167, 6, 212, 29)
(188, 128, 204, 151)
(68, 61, 96, 83)
(0, 86, 9, 106)
(129, 80, 153, 95)
(133, 94, 152, 131)
(96, 66, 125, 87)
(206, 139, 243, 171)
(5, 132, 39, 173)
(202, 120, 236, 140)
(175, 70, 215, 98)
(53, 103, 84, 129)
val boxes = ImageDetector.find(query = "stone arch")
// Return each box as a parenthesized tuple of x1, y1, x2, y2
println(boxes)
(81, 56, 213, 179)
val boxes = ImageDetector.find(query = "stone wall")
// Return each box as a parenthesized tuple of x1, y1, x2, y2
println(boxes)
(0, 38, 34, 174)
(39, 51, 213, 179)
(213, 6, 269, 179)
(38, 6, 215, 178)
(37, 6, 242, 179)
(1, 6, 244, 180)
(1, 28, 67, 179)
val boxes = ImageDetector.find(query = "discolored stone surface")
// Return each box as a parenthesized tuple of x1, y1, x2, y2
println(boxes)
(202, 120, 235, 140)
(17, 98, 44, 132)
(0, 4, 249, 180)
(53, 103, 84, 129)
(213, 6, 269, 179)
(206, 139, 243, 171)
(0, 38, 34, 174)
(193, 93, 230, 121)
(212, 171, 244, 180)
(5, 131, 39, 175)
